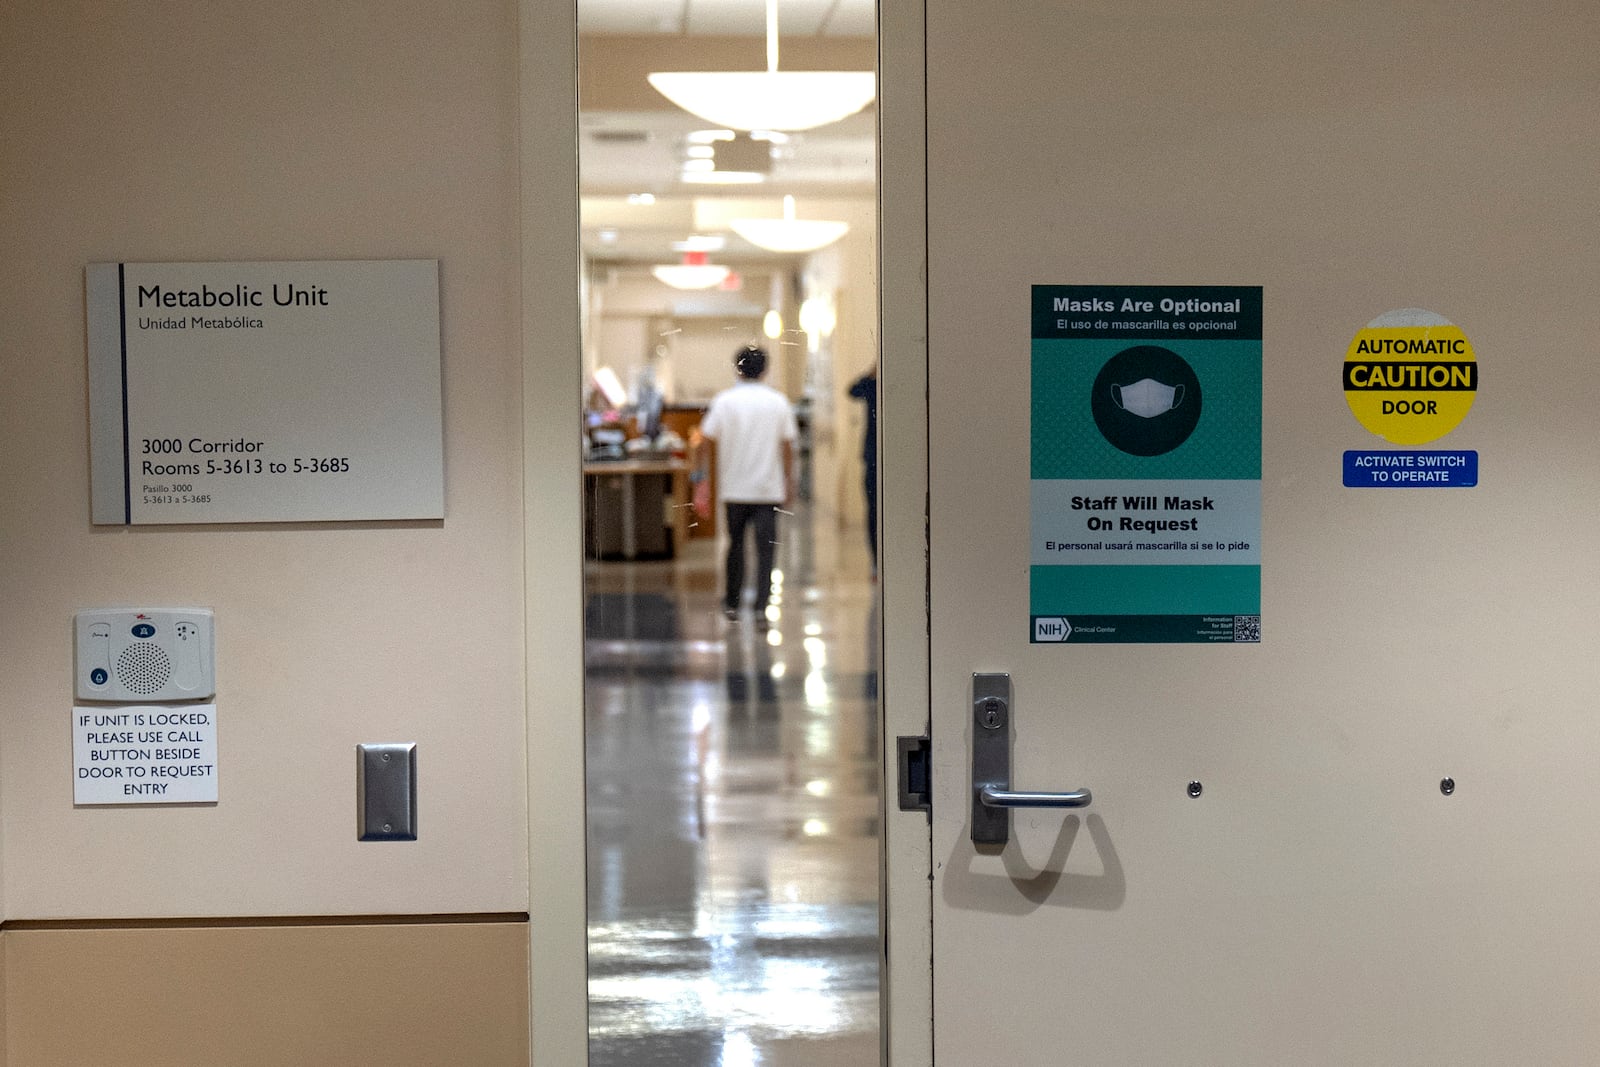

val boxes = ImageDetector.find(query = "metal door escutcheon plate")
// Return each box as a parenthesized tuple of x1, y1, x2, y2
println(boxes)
(970, 673, 1091, 845)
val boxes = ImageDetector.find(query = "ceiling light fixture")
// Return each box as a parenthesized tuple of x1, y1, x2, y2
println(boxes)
(731, 195, 849, 253)
(680, 171, 766, 185)
(647, 0, 875, 132)
(672, 234, 726, 252)
(652, 250, 731, 290)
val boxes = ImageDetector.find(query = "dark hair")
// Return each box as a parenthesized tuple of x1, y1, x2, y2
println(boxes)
(734, 344, 768, 379)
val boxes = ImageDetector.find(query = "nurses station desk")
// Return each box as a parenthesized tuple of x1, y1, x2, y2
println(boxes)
(582, 457, 690, 560)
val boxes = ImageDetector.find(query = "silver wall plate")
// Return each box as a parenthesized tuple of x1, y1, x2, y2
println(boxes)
(357, 743, 417, 841)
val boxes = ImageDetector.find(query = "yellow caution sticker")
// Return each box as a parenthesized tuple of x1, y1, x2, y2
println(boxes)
(1343, 309, 1476, 445)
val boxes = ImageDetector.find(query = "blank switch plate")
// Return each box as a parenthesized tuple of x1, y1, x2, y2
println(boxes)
(357, 743, 417, 841)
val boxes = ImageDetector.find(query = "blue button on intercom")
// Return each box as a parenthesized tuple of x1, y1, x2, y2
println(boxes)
(131, 623, 155, 638)
(90, 668, 108, 686)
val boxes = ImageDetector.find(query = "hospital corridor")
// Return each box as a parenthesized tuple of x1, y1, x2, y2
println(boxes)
(583, 502, 881, 1065)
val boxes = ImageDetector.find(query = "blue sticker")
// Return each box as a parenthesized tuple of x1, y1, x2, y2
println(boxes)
(1344, 450, 1477, 487)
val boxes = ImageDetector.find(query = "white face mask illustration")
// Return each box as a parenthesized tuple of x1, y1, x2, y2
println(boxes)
(1110, 378, 1184, 418)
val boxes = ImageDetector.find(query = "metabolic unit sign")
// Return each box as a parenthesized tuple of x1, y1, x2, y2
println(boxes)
(87, 260, 443, 524)
(1031, 285, 1262, 643)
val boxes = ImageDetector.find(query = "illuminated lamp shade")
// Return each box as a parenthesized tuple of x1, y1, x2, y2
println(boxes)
(681, 169, 766, 186)
(646, 71, 875, 133)
(648, 0, 873, 132)
(731, 196, 849, 253)
(652, 250, 730, 291)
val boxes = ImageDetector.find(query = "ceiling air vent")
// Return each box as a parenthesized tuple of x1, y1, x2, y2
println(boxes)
(590, 130, 650, 144)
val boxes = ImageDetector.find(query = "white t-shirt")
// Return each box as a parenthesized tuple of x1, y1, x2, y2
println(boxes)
(700, 380, 798, 503)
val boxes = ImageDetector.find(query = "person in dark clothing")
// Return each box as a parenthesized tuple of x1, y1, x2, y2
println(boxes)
(848, 364, 878, 575)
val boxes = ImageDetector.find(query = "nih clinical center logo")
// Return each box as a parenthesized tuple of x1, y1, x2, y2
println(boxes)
(1034, 617, 1072, 642)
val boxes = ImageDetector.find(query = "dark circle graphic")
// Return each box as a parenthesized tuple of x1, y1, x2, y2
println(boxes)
(1090, 345, 1203, 456)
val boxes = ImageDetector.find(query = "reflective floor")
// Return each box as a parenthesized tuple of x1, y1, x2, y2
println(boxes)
(585, 503, 881, 1067)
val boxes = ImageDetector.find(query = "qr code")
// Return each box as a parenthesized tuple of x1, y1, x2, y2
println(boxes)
(1233, 615, 1261, 643)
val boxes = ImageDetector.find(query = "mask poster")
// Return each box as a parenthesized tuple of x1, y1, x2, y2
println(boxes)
(1030, 285, 1262, 643)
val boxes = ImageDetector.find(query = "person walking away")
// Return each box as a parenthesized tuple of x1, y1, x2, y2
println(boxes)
(695, 345, 797, 627)
(847, 363, 878, 577)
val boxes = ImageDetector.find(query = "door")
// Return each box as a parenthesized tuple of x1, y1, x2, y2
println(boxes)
(903, 1, 1600, 1062)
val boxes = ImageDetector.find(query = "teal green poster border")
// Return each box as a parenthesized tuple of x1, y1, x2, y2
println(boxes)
(1031, 564, 1259, 616)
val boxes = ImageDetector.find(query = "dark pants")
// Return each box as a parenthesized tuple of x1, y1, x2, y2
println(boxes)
(863, 461, 878, 569)
(724, 502, 779, 612)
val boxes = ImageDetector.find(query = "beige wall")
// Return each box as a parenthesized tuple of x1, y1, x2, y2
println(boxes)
(0, 0, 524, 921)
(798, 202, 877, 529)
(0, 0, 549, 1059)
(3, 921, 530, 1065)
(586, 270, 775, 404)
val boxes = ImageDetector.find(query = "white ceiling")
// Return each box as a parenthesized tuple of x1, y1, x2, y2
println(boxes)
(578, 0, 876, 265)
(579, 0, 875, 37)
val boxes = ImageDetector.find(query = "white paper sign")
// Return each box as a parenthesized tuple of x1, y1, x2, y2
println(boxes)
(86, 260, 443, 524)
(73, 704, 218, 804)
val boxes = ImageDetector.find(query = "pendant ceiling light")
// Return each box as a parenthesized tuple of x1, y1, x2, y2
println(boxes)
(731, 195, 849, 253)
(648, 0, 875, 132)
(652, 250, 731, 290)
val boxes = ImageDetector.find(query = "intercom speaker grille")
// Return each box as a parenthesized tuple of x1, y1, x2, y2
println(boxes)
(116, 642, 172, 695)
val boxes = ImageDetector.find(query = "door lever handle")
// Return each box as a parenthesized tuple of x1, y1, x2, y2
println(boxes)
(971, 672, 1091, 844)
(979, 784, 1092, 809)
